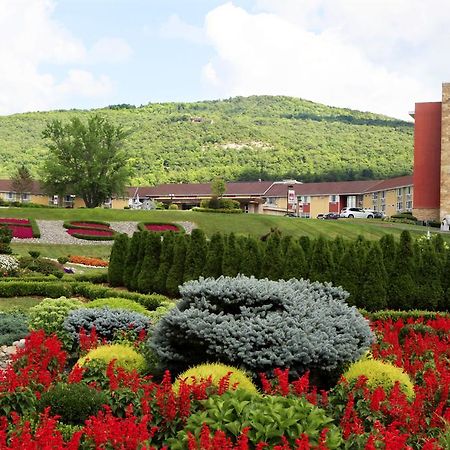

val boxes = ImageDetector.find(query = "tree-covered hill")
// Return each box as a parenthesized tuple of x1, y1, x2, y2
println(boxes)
(0, 96, 413, 185)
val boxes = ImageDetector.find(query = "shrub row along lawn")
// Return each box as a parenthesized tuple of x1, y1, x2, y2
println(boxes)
(0, 275, 448, 448)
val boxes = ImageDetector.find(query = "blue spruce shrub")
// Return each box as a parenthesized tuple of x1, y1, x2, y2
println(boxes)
(151, 276, 374, 382)
(64, 307, 152, 344)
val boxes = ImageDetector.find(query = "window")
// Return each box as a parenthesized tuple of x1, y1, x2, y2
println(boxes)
(329, 195, 338, 203)
(397, 188, 402, 197)
(381, 191, 386, 199)
(7, 192, 13, 200)
(265, 197, 276, 205)
(381, 203, 386, 212)
(406, 186, 412, 194)
(397, 201, 403, 212)
(300, 212, 310, 218)
(406, 200, 412, 211)
(21, 193, 29, 202)
(299, 196, 310, 203)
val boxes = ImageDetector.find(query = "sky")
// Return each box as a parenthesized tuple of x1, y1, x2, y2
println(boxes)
(1, 0, 450, 120)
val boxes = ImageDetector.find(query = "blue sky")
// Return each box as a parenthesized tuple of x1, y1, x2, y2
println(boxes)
(1, 0, 450, 119)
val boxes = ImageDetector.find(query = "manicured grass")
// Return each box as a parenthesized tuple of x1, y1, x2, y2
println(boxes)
(0, 296, 43, 312)
(0, 207, 442, 240)
(11, 243, 112, 259)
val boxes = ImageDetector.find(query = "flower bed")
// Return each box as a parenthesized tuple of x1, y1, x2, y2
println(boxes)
(68, 255, 109, 267)
(0, 217, 40, 238)
(137, 222, 184, 233)
(64, 220, 116, 241)
(0, 313, 448, 448)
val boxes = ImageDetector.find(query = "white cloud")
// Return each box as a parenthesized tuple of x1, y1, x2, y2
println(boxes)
(0, 0, 128, 115)
(160, 14, 206, 44)
(196, 1, 450, 119)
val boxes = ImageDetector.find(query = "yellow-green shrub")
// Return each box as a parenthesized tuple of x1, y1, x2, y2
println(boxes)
(77, 344, 146, 373)
(86, 297, 149, 316)
(175, 363, 258, 394)
(343, 359, 415, 398)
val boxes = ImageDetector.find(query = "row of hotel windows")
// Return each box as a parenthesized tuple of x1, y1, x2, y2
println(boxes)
(372, 187, 412, 213)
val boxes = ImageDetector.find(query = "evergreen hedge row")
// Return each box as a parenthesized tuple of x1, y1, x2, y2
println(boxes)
(108, 229, 450, 312)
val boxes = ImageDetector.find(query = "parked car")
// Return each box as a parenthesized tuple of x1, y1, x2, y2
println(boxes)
(363, 208, 385, 219)
(316, 213, 324, 219)
(323, 212, 340, 220)
(340, 207, 374, 219)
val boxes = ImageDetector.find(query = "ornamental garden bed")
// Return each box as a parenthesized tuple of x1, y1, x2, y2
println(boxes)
(137, 222, 184, 233)
(0, 217, 40, 238)
(63, 220, 116, 241)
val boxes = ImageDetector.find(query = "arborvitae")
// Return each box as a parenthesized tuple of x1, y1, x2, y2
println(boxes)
(137, 233, 162, 294)
(359, 242, 388, 311)
(239, 236, 262, 278)
(282, 239, 307, 280)
(331, 236, 346, 270)
(123, 232, 142, 291)
(379, 234, 396, 275)
(440, 250, 450, 310)
(154, 232, 176, 294)
(108, 233, 129, 287)
(299, 235, 311, 255)
(279, 235, 293, 275)
(260, 232, 283, 280)
(165, 234, 187, 297)
(433, 233, 446, 254)
(203, 232, 224, 278)
(130, 231, 149, 292)
(184, 229, 207, 282)
(413, 241, 442, 310)
(308, 236, 334, 283)
(222, 232, 241, 277)
(336, 242, 362, 306)
(388, 230, 416, 310)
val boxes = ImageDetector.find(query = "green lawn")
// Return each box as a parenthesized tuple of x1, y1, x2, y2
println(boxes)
(10, 243, 112, 259)
(0, 207, 441, 241)
(0, 296, 43, 312)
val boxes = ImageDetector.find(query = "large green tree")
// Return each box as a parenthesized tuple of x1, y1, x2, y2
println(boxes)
(41, 114, 131, 208)
(11, 164, 33, 202)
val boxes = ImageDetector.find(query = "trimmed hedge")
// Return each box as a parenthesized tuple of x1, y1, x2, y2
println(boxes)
(137, 222, 185, 233)
(0, 281, 169, 311)
(29, 218, 41, 238)
(192, 207, 243, 214)
(360, 309, 450, 321)
(66, 231, 116, 241)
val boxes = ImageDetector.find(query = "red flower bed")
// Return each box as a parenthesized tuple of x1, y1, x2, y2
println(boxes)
(0, 218, 30, 224)
(145, 224, 180, 232)
(67, 228, 114, 237)
(70, 222, 110, 229)
(8, 226, 33, 239)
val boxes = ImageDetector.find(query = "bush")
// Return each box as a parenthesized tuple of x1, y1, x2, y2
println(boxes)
(170, 390, 342, 449)
(28, 251, 41, 259)
(77, 344, 147, 373)
(342, 358, 415, 399)
(18, 256, 64, 278)
(28, 297, 83, 341)
(0, 281, 73, 298)
(0, 226, 12, 254)
(85, 297, 150, 316)
(39, 382, 108, 425)
(151, 276, 374, 380)
(192, 207, 243, 214)
(146, 301, 176, 325)
(175, 363, 258, 394)
(0, 312, 29, 346)
(64, 308, 152, 343)
(57, 256, 69, 265)
(200, 198, 240, 209)
(108, 233, 129, 286)
(168, 203, 179, 210)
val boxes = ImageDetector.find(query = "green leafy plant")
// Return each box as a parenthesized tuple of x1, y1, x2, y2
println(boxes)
(170, 390, 342, 448)
(0, 312, 29, 346)
(85, 297, 150, 316)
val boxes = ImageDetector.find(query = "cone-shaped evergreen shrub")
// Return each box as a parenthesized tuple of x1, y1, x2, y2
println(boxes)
(165, 234, 187, 297)
(151, 276, 374, 379)
(359, 242, 388, 311)
(388, 230, 416, 310)
(222, 232, 241, 277)
(154, 232, 176, 294)
(203, 232, 224, 278)
(183, 229, 207, 282)
(123, 232, 142, 291)
(379, 234, 396, 275)
(239, 236, 262, 277)
(309, 236, 334, 283)
(282, 239, 307, 280)
(131, 232, 149, 291)
(335, 243, 361, 306)
(260, 232, 283, 280)
(331, 236, 346, 269)
(108, 233, 129, 287)
(137, 233, 161, 294)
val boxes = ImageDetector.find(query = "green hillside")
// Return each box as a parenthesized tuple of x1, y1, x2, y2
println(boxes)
(0, 96, 413, 185)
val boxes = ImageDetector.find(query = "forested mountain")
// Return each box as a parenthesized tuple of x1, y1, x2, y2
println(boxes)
(0, 96, 413, 185)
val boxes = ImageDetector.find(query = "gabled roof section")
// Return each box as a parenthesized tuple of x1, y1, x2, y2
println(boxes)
(0, 180, 45, 195)
(364, 175, 413, 193)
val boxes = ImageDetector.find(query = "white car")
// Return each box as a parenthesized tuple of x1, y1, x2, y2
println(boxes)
(340, 207, 374, 219)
